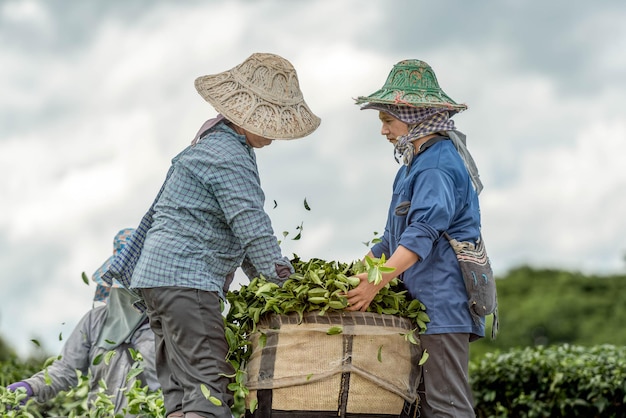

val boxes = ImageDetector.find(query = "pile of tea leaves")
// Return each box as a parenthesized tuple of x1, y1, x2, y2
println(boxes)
(223, 255, 429, 414)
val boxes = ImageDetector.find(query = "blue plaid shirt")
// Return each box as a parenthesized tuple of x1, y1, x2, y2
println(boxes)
(103, 122, 292, 305)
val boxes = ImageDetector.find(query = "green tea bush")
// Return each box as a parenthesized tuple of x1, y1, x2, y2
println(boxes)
(0, 356, 43, 388)
(471, 344, 626, 418)
(0, 356, 164, 417)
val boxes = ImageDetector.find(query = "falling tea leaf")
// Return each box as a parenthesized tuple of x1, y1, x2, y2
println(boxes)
(419, 349, 429, 366)
(201, 384, 223, 406)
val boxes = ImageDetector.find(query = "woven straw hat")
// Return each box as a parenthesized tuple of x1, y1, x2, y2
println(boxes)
(195, 53, 321, 140)
(355, 59, 467, 112)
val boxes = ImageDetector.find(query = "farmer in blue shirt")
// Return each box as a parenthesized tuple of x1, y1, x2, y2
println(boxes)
(105, 53, 320, 418)
(346, 59, 486, 418)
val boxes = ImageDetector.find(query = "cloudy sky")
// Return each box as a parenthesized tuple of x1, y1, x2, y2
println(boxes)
(2, 0, 625, 357)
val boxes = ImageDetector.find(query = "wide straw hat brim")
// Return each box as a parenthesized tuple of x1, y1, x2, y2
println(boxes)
(195, 53, 321, 140)
(355, 59, 467, 113)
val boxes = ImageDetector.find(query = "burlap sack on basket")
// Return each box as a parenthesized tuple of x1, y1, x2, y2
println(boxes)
(245, 311, 422, 416)
(443, 232, 499, 339)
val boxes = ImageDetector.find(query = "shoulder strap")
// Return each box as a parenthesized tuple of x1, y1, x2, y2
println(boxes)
(416, 135, 447, 155)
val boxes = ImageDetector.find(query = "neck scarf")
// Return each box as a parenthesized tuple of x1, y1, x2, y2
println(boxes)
(394, 109, 456, 166)
(97, 288, 147, 349)
(364, 103, 483, 194)
(191, 114, 226, 145)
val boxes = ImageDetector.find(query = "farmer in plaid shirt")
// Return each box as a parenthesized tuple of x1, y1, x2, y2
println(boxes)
(104, 53, 320, 418)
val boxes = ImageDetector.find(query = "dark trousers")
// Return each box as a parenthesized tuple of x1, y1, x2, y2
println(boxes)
(417, 333, 475, 418)
(142, 287, 234, 418)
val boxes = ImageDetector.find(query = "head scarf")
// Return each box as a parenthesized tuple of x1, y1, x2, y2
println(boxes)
(96, 287, 147, 350)
(364, 103, 484, 194)
(92, 228, 135, 306)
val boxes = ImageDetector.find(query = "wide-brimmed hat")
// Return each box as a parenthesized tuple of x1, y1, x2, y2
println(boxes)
(194, 53, 321, 140)
(355, 59, 467, 113)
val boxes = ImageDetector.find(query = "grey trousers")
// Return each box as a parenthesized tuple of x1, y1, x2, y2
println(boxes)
(417, 333, 475, 418)
(141, 287, 234, 418)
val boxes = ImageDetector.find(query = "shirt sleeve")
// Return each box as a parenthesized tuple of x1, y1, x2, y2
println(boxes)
(398, 168, 456, 260)
(190, 142, 291, 284)
(25, 308, 101, 402)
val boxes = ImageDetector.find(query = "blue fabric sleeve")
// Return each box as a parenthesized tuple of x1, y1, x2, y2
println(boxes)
(399, 168, 457, 259)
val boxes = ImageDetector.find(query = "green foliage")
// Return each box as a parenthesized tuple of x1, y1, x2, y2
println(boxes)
(470, 266, 626, 360)
(0, 356, 43, 388)
(471, 344, 626, 418)
(0, 336, 17, 362)
(4, 265, 626, 416)
(0, 352, 164, 418)
(225, 255, 429, 415)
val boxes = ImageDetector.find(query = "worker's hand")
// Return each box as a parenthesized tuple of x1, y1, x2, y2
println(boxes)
(275, 263, 293, 279)
(344, 272, 384, 312)
(6, 381, 33, 406)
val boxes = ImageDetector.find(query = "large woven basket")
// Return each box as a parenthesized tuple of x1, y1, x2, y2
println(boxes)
(244, 311, 422, 418)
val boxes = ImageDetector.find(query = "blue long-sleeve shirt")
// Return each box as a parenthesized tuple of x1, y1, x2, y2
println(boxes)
(130, 122, 292, 298)
(371, 138, 485, 337)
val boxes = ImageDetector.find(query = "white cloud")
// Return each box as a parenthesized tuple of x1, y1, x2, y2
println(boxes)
(2, 0, 626, 357)
(1, 0, 49, 25)
(482, 117, 626, 273)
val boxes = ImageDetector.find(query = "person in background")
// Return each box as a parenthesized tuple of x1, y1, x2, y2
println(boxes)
(346, 59, 486, 417)
(7, 228, 159, 417)
(103, 52, 320, 418)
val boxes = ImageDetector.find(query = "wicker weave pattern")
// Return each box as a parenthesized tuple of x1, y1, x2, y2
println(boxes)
(355, 59, 467, 112)
(195, 53, 320, 140)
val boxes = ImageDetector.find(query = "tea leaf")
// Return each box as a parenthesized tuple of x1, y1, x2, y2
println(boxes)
(419, 349, 429, 366)
(104, 350, 117, 365)
(250, 398, 258, 413)
(126, 367, 144, 382)
(200, 384, 223, 406)
(93, 353, 103, 366)
(327, 326, 343, 335)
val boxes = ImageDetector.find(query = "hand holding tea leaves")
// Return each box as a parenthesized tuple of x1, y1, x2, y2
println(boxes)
(224, 255, 429, 414)
(345, 254, 395, 312)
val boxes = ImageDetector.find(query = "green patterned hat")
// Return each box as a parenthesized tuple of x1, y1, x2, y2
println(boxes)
(355, 59, 467, 112)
